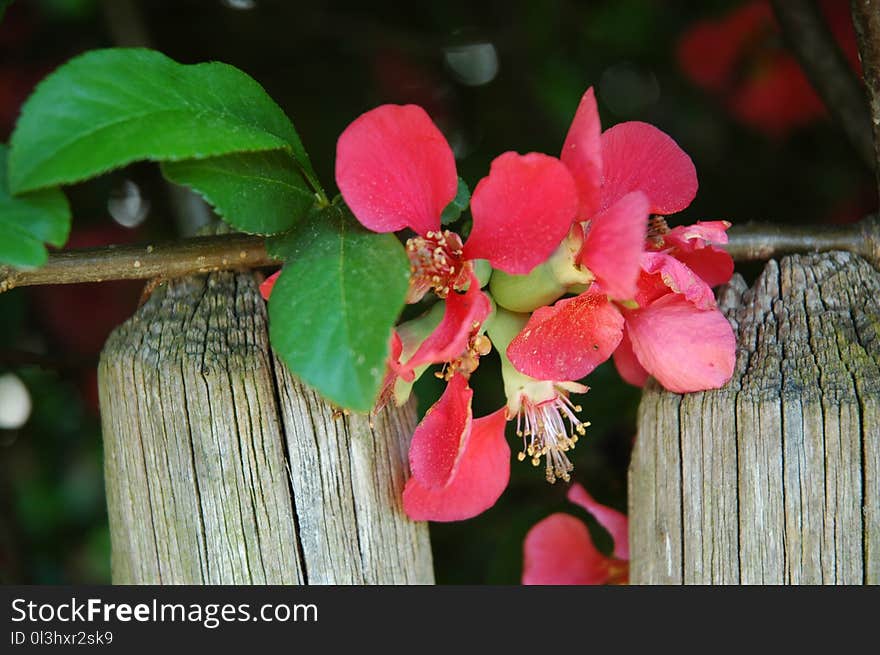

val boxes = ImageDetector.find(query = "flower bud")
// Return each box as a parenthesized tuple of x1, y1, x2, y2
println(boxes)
(488, 225, 592, 312)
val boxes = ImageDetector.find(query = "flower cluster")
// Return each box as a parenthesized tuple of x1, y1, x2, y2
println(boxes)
(265, 86, 736, 524)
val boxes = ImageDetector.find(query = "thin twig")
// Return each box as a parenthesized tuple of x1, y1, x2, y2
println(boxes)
(771, 0, 876, 170)
(724, 214, 880, 266)
(1, 217, 878, 294)
(0, 234, 278, 293)
(851, 0, 880, 203)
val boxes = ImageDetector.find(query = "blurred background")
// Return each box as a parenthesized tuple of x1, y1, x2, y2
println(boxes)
(0, 0, 875, 584)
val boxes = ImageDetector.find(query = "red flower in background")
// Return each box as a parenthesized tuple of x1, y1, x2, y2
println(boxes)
(523, 482, 628, 585)
(677, 0, 861, 136)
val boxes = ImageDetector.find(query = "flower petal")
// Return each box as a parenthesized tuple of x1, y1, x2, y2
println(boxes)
(665, 220, 731, 249)
(625, 293, 736, 393)
(673, 246, 734, 288)
(383, 329, 406, 384)
(567, 483, 629, 560)
(407, 374, 473, 489)
(600, 121, 698, 215)
(259, 270, 280, 300)
(465, 152, 579, 275)
(662, 221, 734, 287)
(613, 327, 649, 387)
(522, 513, 611, 585)
(335, 104, 457, 235)
(400, 274, 491, 376)
(578, 190, 649, 300)
(403, 407, 510, 522)
(638, 252, 716, 310)
(560, 87, 603, 219)
(506, 290, 624, 381)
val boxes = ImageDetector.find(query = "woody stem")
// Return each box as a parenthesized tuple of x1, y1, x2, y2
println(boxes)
(1, 215, 878, 294)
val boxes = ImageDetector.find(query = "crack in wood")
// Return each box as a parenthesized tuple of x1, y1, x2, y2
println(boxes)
(630, 251, 880, 584)
(99, 270, 433, 584)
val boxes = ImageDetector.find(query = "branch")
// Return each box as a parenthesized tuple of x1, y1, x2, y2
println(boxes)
(724, 214, 880, 266)
(0, 234, 278, 293)
(851, 0, 880, 201)
(1, 217, 878, 294)
(771, 0, 876, 170)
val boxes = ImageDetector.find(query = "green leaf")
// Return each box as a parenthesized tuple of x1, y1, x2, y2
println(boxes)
(440, 177, 471, 225)
(0, 1, 11, 22)
(268, 204, 410, 412)
(0, 144, 70, 267)
(162, 151, 315, 235)
(9, 48, 322, 196)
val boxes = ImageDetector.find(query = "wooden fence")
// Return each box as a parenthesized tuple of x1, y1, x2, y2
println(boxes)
(630, 251, 879, 583)
(98, 251, 879, 584)
(98, 270, 433, 584)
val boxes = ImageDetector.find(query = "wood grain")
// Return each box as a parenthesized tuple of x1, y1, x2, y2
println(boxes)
(98, 270, 433, 584)
(630, 251, 880, 584)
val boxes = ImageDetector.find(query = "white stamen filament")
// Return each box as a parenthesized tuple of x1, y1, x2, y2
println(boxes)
(515, 392, 590, 483)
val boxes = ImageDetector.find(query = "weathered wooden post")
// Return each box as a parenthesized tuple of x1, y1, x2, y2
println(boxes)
(629, 251, 879, 584)
(97, 270, 434, 584)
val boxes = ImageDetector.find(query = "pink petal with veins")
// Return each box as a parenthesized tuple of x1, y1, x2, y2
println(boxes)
(407, 374, 473, 489)
(600, 121, 698, 215)
(612, 328, 649, 388)
(465, 151, 578, 275)
(522, 513, 612, 585)
(336, 104, 457, 235)
(560, 87, 603, 219)
(404, 407, 510, 522)
(567, 483, 629, 560)
(579, 190, 649, 300)
(625, 293, 736, 393)
(507, 289, 624, 381)
(399, 274, 490, 376)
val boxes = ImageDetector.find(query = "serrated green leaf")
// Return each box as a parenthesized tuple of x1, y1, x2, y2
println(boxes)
(440, 177, 471, 225)
(0, 144, 70, 268)
(268, 204, 410, 412)
(161, 151, 315, 235)
(9, 48, 322, 196)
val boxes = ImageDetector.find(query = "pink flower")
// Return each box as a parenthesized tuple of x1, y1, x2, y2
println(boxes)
(332, 103, 600, 521)
(505, 89, 735, 394)
(402, 307, 591, 521)
(522, 482, 629, 585)
(336, 103, 580, 373)
(563, 87, 698, 301)
(649, 219, 734, 288)
(508, 251, 736, 394)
